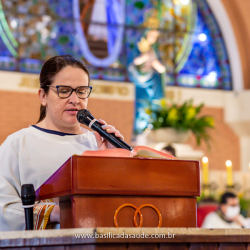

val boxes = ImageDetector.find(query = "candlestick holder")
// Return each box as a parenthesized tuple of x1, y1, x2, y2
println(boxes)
(201, 182, 218, 197)
(225, 182, 242, 192)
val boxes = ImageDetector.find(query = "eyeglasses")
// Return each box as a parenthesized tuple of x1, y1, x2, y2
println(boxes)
(47, 85, 92, 99)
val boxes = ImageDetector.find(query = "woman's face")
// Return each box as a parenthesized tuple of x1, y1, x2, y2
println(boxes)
(40, 66, 89, 130)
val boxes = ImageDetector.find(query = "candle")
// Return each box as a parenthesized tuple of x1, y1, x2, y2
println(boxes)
(202, 157, 209, 185)
(226, 160, 233, 186)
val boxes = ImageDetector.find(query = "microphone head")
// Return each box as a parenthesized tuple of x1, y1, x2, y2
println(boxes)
(21, 184, 36, 205)
(77, 109, 94, 126)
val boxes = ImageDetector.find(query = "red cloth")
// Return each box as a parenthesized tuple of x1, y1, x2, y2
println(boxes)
(197, 205, 218, 227)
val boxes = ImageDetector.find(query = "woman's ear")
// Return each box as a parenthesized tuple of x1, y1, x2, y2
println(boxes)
(38, 88, 47, 106)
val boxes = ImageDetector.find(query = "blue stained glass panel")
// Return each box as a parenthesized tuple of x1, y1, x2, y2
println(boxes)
(0, 0, 232, 90)
(125, 0, 155, 27)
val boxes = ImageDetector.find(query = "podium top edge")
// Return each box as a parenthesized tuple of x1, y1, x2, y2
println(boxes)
(71, 155, 200, 163)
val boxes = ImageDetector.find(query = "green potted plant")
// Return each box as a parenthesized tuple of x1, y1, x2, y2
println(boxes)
(144, 98, 214, 147)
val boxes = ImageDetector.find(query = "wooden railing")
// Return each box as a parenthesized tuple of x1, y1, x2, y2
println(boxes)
(1, 228, 250, 249)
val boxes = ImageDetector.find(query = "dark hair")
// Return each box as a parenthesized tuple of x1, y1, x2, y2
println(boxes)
(162, 145, 176, 157)
(220, 192, 237, 204)
(37, 55, 90, 123)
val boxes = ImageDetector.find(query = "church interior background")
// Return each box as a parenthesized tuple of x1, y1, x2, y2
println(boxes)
(0, 0, 250, 221)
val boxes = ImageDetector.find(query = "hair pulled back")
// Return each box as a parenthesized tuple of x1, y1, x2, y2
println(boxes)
(37, 55, 90, 123)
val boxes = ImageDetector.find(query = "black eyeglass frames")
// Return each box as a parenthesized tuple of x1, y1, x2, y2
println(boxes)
(47, 85, 92, 99)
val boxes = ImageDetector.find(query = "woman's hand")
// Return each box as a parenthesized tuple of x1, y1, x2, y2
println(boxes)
(93, 119, 124, 150)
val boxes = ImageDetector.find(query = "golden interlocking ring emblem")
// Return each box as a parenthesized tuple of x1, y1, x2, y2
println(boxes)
(114, 203, 162, 228)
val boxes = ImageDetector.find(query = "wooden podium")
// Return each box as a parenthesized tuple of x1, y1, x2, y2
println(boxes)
(36, 155, 200, 228)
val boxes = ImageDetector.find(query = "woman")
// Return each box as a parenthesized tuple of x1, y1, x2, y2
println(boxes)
(0, 55, 124, 231)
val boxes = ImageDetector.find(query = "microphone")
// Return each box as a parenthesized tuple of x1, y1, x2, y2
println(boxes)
(21, 184, 36, 230)
(77, 109, 133, 151)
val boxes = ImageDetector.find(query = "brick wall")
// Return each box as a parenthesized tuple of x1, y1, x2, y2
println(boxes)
(87, 98, 134, 142)
(188, 107, 240, 171)
(0, 91, 40, 143)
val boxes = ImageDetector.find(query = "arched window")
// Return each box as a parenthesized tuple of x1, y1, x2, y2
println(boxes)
(0, 0, 231, 90)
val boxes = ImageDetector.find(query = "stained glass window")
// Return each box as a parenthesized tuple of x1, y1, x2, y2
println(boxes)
(0, 0, 231, 90)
